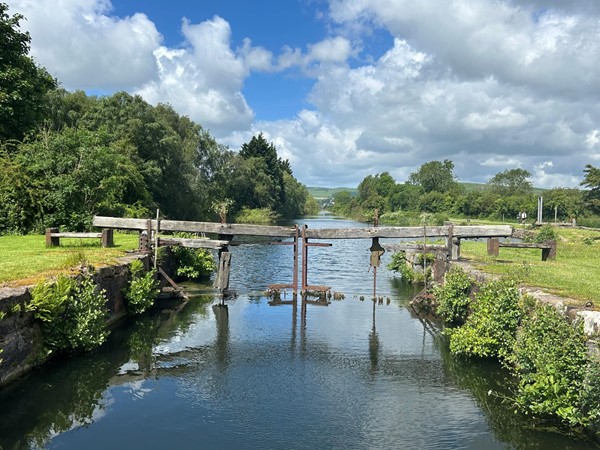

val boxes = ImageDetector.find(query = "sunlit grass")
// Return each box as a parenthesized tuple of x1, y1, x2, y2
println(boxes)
(0, 232, 139, 286)
(461, 227, 600, 305)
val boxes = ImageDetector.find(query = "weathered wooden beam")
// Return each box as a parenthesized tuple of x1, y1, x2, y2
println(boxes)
(498, 242, 552, 249)
(158, 237, 229, 250)
(52, 232, 103, 238)
(383, 243, 448, 253)
(304, 225, 512, 240)
(92, 216, 297, 237)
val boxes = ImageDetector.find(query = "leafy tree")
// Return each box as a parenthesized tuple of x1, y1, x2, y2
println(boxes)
(0, 3, 56, 142)
(581, 164, 600, 214)
(544, 187, 584, 220)
(409, 160, 459, 194)
(487, 168, 533, 197)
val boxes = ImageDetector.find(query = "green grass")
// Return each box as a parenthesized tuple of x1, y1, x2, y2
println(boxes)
(461, 227, 600, 305)
(0, 232, 139, 286)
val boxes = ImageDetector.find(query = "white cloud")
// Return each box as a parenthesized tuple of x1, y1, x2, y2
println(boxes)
(7, 0, 161, 90)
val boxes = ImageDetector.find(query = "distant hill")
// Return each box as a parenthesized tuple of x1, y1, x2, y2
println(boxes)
(307, 187, 357, 199)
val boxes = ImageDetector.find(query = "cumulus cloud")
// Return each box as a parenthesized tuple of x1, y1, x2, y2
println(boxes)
(7, 0, 161, 90)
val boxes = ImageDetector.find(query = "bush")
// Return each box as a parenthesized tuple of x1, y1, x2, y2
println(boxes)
(387, 251, 432, 284)
(234, 207, 277, 224)
(448, 279, 522, 360)
(27, 273, 109, 355)
(123, 259, 159, 315)
(434, 267, 473, 326)
(534, 224, 557, 243)
(170, 236, 216, 281)
(510, 304, 590, 426)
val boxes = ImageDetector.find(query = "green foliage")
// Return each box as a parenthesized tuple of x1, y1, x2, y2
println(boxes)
(123, 259, 159, 315)
(510, 304, 590, 426)
(409, 160, 459, 194)
(170, 236, 216, 281)
(487, 168, 533, 197)
(448, 279, 522, 360)
(0, 3, 57, 142)
(387, 252, 416, 282)
(387, 251, 432, 284)
(434, 267, 473, 326)
(581, 164, 600, 215)
(534, 224, 557, 243)
(235, 207, 277, 224)
(26, 273, 109, 355)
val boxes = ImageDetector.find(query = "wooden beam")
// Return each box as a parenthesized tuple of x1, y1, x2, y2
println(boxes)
(52, 232, 103, 238)
(92, 216, 296, 237)
(304, 225, 512, 240)
(383, 243, 447, 252)
(158, 237, 229, 250)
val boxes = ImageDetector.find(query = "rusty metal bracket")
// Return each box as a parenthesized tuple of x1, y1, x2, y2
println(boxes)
(268, 225, 299, 295)
(301, 224, 332, 294)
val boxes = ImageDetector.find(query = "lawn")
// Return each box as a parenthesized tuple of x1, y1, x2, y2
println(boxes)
(460, 227, 600, 305)
(0, 232, 139, 287)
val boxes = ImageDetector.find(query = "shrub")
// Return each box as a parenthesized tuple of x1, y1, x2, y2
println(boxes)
(387, 252, 431, 284)
(170, 236, 216, 281)
(434, 266, 473, 326)
(448, 279, 522, 360)
(510, 304, 590, 426)
(123, 259, 159, 315)
(534, 224, 557, 243)
(27, 273, 109, 355)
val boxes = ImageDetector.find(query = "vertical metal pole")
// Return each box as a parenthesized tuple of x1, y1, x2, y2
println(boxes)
(293, 225, 299, 295)
(423, 225, 427, 288)
(154, 209, 160, 269)
(301, 225, 308, 292)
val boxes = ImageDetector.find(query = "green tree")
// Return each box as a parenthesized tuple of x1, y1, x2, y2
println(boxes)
(544, 187, 584, 221)
(0, 3, 56, 142)
(581, 164, 600, 214)
(409, 160, 459, 194)
(487, 168, 533, 197)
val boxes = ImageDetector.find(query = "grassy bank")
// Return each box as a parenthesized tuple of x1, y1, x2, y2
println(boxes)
(461, 227, 600, 304)
(0, 233, 139, 287)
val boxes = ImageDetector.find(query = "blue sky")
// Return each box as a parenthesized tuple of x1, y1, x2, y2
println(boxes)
(6, 0, 600, 188)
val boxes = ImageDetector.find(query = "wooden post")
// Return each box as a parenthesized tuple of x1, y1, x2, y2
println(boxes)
(433, 252, 446, 282)
(45, 228, 60, 247)
(487, 238, 499, 257)
(452, 238, 461, 260)
(446, 225, 454, 260)
(216, 252, 231, 293)
(101, 229, 114, 247)
(542, 240, 557, 261)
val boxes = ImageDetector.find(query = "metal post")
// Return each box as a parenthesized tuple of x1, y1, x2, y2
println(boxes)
(293, 225, 299, 295)
(301, 225, 308, 292)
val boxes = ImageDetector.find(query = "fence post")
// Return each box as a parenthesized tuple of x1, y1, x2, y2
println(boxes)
(45, 228, 60, 247)
(101, 229, 114, 248)
(487, 238, 499, 257)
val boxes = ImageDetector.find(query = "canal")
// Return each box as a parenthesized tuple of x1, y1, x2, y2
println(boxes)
(0, 216, 596, 449)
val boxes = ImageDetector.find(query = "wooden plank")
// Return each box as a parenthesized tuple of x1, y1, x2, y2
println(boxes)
(93, 216, 150, 230)
(92, 216, 297, 237)
(383, 243, 447, 252)
(499, 242, 552, 249)
(304, 225, 512, 240)
(52, 232, 103, 238)
(158, 237, 229, 250)
(158, 267, 189, 301)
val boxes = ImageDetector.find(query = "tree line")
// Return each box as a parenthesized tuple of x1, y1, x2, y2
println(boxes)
(332, 159, 600, 226)
(0, 4, 317, 233)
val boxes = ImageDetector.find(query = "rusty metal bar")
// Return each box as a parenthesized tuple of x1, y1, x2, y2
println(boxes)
(268, 225, 299, 295)
(301, 225, 331, 293)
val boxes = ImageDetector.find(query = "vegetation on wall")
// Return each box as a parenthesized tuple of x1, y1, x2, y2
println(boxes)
(26, 273, 109, 355)
(123, 260, 159, 315)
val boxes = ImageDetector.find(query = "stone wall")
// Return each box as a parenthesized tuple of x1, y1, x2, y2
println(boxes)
(0, 254, 149, 386)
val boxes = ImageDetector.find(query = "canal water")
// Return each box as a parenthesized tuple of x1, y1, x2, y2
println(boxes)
(0, 216, 597, 449)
